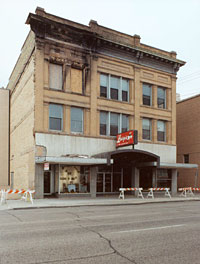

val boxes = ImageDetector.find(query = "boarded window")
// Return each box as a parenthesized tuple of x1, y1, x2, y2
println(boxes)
(71, 68, 82, 94)
(49, 63, 63, 90)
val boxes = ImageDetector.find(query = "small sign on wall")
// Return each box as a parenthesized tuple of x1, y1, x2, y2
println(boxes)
(116, 130, 138, 148)
(44, 163, 49, 171)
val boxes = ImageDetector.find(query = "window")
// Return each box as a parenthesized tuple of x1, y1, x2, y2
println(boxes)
(110, 76, 120, 100)
(143, 83, 152, 106)
(157, 87, 166, 109)
(71, 107, 83, 133)
(142, 118, 152, 140)
(157, 169, 171, 188)
(49, 104, 63, 131)
(100, 74, 108, 98)
(49, 63, 63, 90)
(100, 112, 129, 136)
(122, 79, 129, 102)
(100, 111, 108, 135)
(122, 115, 129, 133)
(110, 113, 119, 136)
(157, 120, 166, 142)
(184, 154, 189, 164)
(100, 74, 129, 102)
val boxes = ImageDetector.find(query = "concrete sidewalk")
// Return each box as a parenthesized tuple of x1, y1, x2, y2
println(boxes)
(1, 195, 200, 210)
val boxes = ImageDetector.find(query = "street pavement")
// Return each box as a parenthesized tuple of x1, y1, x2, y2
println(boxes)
(1, 201, 200, 263)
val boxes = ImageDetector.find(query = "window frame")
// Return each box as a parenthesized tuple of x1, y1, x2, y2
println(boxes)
(142, 83, 152, 106)
(71, 107, 84, 134)
(100, 111, 129, 136)
(157, 87, 166, 109)
(142, 118, 152, 140)
(100, 73, 129, 102)
(49, 63, 63, 91)
(49, 103, 63, 131)
(157, 120, 166, 142)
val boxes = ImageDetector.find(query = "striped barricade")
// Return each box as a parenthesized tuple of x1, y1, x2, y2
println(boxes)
(0, 189, 35, 205)
(179, 187, 194, 197)
(147, 188, 171, 199)
(119, 188, 144, 200)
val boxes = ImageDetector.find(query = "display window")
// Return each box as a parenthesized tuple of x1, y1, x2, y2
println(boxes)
(59, 166, 90, 193)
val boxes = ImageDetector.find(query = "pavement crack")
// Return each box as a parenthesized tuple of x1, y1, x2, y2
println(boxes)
(5, 211, 23, 222)
(31, 252, 115, 263)
(78, 223, 138, 264)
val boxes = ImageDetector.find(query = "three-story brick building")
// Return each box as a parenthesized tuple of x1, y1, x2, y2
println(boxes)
(7, 7, 186, 198)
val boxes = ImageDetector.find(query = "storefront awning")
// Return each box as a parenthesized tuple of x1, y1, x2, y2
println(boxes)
(35, 156, 113, 165)
(160, 162, 198, 169)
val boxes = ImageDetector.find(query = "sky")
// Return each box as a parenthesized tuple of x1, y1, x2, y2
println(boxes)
(0, 0, 200, 100)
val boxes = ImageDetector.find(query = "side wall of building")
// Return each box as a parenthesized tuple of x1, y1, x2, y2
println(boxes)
(0, 89, 9, 188)
(9, 32, 36, 190)
(177, 96, 200, 187)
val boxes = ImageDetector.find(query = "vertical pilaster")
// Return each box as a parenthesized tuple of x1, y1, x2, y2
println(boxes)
(90, 166, 97, 198)
(35, 164, 44, 198)
(152, 119, 157, 142)
(134, 67, 141, 132)
(171, 76, 177, 145)
(90, 56, 98, 136)
(171, 169, 177, 196)
(152, 84, 157, 107)
(35, 43, 45, 132)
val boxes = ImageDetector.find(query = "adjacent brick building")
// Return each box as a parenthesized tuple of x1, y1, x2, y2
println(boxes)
(6, 7, 189, 198)
(177, 95, 200, 188)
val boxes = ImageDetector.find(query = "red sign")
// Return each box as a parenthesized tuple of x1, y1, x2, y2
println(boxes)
(116, 130, 138, 148)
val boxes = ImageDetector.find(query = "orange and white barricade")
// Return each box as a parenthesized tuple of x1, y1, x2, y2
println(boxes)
(179, 187, 194, 197)
(147, 188, 171, 199)
(119, 188, 144, 200)
(0, 189, 35, 204)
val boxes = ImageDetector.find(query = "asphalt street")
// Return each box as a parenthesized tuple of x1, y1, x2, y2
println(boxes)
(0, 201, 200, 264)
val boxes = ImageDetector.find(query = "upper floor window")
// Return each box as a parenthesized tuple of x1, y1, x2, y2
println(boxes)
(184, 154, 189, 164)
(142, 118, 152, 140)
(157, 87, 166, 109)
(143, 83, 152, 106)
(49, 104, 63, 131)
(100, 111, 129, 136)
(71, 107, 83, 133)
(100, 74, 129, 102)
(49, 63, 63, 90)
(157, 120, 166, 142)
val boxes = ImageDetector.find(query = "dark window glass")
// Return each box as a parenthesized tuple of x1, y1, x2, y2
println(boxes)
(100, 112, 107, 135)
(110, 113, 119, 136)
(100, 86, 107, 98)
(184, 154, 189, 164)
(49, 104, 63, 131)
(110, 88, 118, 100)
(122, 91, 128, 102)
(143, 83, 152, 106)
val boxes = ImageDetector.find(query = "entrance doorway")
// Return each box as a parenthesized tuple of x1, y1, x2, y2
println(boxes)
(139, 168, 152, 190)
(44, 172, 51, 194)
(97, 173, 112, 192)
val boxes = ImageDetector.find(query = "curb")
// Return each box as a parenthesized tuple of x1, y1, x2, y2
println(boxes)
(9, 198, 200, 210)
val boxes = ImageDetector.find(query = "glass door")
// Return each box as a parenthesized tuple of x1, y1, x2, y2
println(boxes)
(105, 173, 112, 192)
(97, 173, 103, 192)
